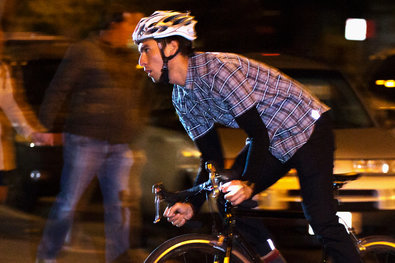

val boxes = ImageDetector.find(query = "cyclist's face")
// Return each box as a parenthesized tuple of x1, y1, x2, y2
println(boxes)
(138, 39, 163, 83)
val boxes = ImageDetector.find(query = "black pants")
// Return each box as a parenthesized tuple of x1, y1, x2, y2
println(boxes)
(232, 112, 362, 262)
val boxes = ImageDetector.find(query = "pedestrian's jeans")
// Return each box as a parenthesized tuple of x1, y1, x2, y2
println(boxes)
(37, 133, 134, 262)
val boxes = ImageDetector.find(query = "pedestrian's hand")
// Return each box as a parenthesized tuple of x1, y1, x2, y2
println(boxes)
(220, 180, 253, 206)
(31, 132, 55, 146)
(163, 202, 194, 227)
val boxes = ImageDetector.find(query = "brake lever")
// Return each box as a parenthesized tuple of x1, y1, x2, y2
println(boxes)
(152, 183, 163, 223)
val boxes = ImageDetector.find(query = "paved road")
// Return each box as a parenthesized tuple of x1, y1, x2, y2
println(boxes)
(0, 205, 150, 263)
(0, 204, 329, 263)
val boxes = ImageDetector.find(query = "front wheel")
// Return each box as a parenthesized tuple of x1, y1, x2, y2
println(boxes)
(359, 235, 395, 263)
(144, 233, 253, 263)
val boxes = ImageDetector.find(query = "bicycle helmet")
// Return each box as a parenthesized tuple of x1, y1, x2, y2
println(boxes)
(133, 10, 197, 44)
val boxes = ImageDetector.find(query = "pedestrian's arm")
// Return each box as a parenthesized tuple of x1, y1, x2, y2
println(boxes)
(0, 64, 42, 138)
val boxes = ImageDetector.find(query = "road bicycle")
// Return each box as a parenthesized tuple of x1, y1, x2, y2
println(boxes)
(144, 162, 395, 263)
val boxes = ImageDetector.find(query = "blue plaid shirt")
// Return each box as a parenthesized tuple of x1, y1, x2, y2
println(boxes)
(172, 52, 329, 162)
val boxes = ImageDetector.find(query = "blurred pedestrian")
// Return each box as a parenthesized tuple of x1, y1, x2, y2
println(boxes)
(36, 10, 145, 263)
(133, 11, 362, 263)
(0, 29, 45, 203)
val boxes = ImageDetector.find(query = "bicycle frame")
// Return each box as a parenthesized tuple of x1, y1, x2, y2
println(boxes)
(221, 200, 262, 262)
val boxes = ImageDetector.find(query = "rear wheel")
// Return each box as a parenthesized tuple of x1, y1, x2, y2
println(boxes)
(359, 235, 395, 263)
(144, 234, 253, 263)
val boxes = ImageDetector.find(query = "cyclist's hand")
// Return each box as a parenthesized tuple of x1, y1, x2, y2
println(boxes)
(163, 202, 194, 227)
(221, 180, 253, 206)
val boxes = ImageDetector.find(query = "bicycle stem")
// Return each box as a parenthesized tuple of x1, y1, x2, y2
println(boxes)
(206, 161, 220, 198)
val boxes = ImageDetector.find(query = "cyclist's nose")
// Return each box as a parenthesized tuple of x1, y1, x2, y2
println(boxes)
(138, 54, 145, 67)
(139, 55, 144, 67)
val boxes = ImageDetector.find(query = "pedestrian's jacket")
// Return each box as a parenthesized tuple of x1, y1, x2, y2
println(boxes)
(39, 36, 146, 144)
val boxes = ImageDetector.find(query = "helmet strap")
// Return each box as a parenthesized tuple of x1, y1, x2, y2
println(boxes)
(157, 41, 180, 84)
(159, 63, 170, 84)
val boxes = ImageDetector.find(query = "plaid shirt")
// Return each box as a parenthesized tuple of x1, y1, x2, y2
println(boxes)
(172, 52, 329, 162)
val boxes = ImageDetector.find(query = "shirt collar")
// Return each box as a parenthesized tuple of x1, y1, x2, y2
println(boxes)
(180, 54, 197, 90)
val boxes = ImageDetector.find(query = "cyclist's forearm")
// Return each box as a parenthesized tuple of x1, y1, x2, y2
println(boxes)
(235, 107, 270, 195)
(190, 128, 225, 211)
(193, 127, 224, 178)
(183, 183, 207, 213)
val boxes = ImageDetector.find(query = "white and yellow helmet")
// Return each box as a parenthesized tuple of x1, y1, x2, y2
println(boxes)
(132, 10, 197, 44)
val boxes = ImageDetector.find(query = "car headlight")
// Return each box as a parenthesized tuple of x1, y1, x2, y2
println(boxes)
(335, 160, 395, 174)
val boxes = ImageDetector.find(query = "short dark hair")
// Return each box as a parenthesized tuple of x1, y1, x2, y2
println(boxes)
(159, 36, 195, 57)
(100, 11, 126, 29)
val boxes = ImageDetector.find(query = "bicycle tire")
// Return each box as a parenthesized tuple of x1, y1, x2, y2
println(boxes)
(358, 235, 395, 263)
(144, 233, 254, 263)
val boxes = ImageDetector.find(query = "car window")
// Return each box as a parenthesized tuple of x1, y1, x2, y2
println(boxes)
(283, 69, 374, 129)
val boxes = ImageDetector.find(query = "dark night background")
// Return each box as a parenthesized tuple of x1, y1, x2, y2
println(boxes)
(2, 0, 395, 70)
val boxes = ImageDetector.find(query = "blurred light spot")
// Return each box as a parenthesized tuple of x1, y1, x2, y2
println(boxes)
(345, 18, 367, 41)
(382, 163, 390, 174)
(352, 160, 394, 173)
(267, 239, 275, 250)
(385, 80, 395, 88)
(181, 149, 200, 158)
(311, 110, 320, 120)
(30, 170, 41, 181)
(375, 80, 395, 88)
(260, 53, 280, 56)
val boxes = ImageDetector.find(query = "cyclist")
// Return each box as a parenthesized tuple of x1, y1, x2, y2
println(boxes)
(133, 11, 362, 263)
